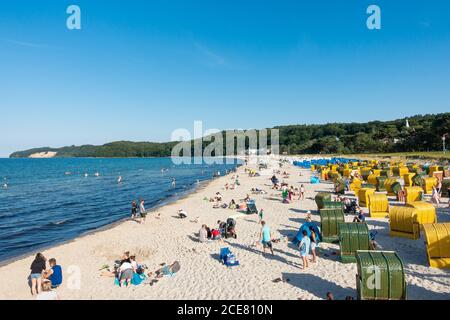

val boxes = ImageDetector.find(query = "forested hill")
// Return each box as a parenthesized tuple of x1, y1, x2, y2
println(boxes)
(10, 113, 450, 158)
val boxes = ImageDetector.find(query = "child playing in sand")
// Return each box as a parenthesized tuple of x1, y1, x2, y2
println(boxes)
(299, 230, 310, 269)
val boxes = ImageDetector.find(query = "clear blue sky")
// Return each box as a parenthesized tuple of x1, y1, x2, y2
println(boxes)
(1, 0, 449, 157)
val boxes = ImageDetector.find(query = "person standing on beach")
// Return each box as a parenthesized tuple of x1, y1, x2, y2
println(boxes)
(431, 186, 440, 206)
(139, 199, 147, 224)
(258, 209, 264, 222)
(299, 184, 305, 200)
(309, 227, 318, 263)
(131, 201, 138, 219)
(30, 253, 47, 296)
(259, 221, 274, 256)
(299, 230, 310, 269)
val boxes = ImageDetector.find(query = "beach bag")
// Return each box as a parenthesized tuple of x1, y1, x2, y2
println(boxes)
(131, 273, 145, 286)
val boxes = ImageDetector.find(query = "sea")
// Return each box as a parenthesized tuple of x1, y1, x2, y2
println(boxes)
(0, 158, 241, 263)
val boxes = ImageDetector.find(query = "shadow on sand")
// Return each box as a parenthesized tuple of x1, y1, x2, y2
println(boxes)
(224, 241, 299, 268)
(407, 282, 450, 300)
(282, 272, 355, 300)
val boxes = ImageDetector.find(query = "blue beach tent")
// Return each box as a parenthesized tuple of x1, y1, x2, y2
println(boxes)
(292, 222, 322, 245)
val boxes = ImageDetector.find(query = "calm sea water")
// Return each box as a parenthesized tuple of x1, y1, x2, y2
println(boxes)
(0, 158, 240, 263)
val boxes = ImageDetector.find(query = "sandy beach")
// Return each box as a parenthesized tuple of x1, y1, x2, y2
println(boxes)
(0, 159, 449, 300)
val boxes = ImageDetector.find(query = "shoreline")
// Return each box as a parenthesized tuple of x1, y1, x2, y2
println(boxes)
(0, 172, 224, 268)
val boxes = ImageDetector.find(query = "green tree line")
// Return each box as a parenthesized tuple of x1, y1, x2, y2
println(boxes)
(10, 113, 450, 158)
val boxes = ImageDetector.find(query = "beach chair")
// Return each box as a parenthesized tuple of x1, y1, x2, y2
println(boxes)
(422, 223, 450, 269)
(219, 248, 239, 267)
(356, 251, 407, 300)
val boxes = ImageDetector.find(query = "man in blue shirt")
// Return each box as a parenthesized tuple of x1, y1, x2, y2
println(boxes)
(45, 258, 63, 289)
(260, 221, 274, 256)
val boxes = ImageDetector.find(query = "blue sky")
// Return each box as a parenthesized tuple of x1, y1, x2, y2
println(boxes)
(1, 0, 449, 157)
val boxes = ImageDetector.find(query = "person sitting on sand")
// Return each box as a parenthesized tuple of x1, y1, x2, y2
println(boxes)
(129, 255, 138, 270)
(214, 220, 227, 240)
(199, 225, 209, 243)
(228, 199, 237, 210)
(260, 221, 274, 256)
(43, 258, 63, 289)
(299, 230, 310, 270)
(130, 255, 147, 275)
(397, 186, 406, 203)
(30, 253, 47, 296)
(178, 209, 188, 219)
(147, 261, 181, 286)
(215, 192, 223, 202)
(36, 281, 59, 300)
(211, 228, 221, 240)
(353, 211, 366, 223)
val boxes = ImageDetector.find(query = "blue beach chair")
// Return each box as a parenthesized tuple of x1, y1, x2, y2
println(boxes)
(219, 248, 239, 267)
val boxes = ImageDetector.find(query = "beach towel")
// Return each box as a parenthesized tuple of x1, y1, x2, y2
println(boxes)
(131, 273, 147, 285)
(114, 273, 147, 286)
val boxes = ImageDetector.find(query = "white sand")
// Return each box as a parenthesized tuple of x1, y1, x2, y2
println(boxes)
(28, 151, 57, 158)
(0, 161, 449, 300)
